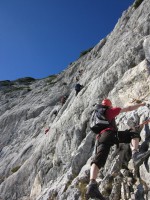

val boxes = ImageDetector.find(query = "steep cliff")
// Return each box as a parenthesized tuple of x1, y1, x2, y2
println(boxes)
(0, 0, 150, 199)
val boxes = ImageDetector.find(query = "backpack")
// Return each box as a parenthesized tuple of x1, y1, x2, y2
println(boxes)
(90, 104, 110, 134)
(75, 83, 81, 91)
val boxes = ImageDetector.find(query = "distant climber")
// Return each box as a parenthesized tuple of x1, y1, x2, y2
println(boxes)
(60, 95, 68, 106)
(44, 104, 62, 135)
(44, 127, 50, 134)
(78, 69, 83, 76)
(53, 110, 58, 117)
(52, 104, 62, 117)
(75, 70, 84, 82)
(86, 98, 150, 200)
(75, 83, 83, 96)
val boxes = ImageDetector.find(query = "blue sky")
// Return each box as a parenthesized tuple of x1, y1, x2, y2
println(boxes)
(0, 0, 134, 81)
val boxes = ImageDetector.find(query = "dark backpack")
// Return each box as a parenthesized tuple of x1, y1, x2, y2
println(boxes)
(75, 84, 81, 91)
(90, 104, 110, 134)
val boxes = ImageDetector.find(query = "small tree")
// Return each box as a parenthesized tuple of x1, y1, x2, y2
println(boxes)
(79, 47, 93, 58)
(11, 166, 21, 173)
(134, 0, 144, 9)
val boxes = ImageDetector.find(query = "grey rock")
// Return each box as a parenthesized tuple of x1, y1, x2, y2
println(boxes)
(143, 36, 150, 63)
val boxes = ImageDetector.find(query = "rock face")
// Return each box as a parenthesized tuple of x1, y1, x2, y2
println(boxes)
(0, 0, 150, 199)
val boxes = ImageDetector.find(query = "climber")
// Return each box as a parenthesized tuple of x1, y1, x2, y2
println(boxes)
(44, 127, 50, 134)
(78, 69, 83, 76)
(60, 95, 68, 106)
(86, 98, 150, 200)
(75, 83, 83, 96)
(53, 109, 58, 117)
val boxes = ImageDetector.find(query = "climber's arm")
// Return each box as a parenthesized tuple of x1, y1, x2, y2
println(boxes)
(120, 103, 146, 113)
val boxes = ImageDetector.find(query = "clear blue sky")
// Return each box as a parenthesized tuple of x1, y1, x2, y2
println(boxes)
(0, 0, 134, 81)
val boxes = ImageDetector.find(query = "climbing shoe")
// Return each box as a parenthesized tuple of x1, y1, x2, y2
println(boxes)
(132, 150, 150, 167)
(85, 182, 106, 200)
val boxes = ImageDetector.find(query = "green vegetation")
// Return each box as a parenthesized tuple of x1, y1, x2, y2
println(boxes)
(48, 191, 58, 200)
(26, 87, 32, 92)
(64, 180, 72, 192)
(0, 80, 12, 87)
(79, 47, 93, 58)
(46, 75, 57, 85)
(3, 86, 31, 94)
(77, 182, 87, 200)
(133, 0, 144, 9)
(15, 77, 35, 83)
(0, 77, 35, 88)
(44, 88, 48, 91)
(11, 166, 21, 173)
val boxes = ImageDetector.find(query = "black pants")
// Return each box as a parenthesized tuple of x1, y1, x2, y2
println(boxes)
(75, 90, 80, 96)
(91, 130, 140, 169)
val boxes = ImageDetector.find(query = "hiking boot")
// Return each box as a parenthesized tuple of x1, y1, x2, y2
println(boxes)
(85, 182, 106, 200)
(132, 150, 150, 167)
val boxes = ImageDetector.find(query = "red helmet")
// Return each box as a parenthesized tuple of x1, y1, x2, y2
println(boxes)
(102, 99, 112, 107)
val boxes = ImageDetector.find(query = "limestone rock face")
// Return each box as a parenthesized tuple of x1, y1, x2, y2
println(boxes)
(0, 0, 150, 200)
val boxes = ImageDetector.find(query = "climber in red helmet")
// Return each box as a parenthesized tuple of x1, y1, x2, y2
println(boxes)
(101, 98, 112, 107)
(86, 98, 150, 200)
